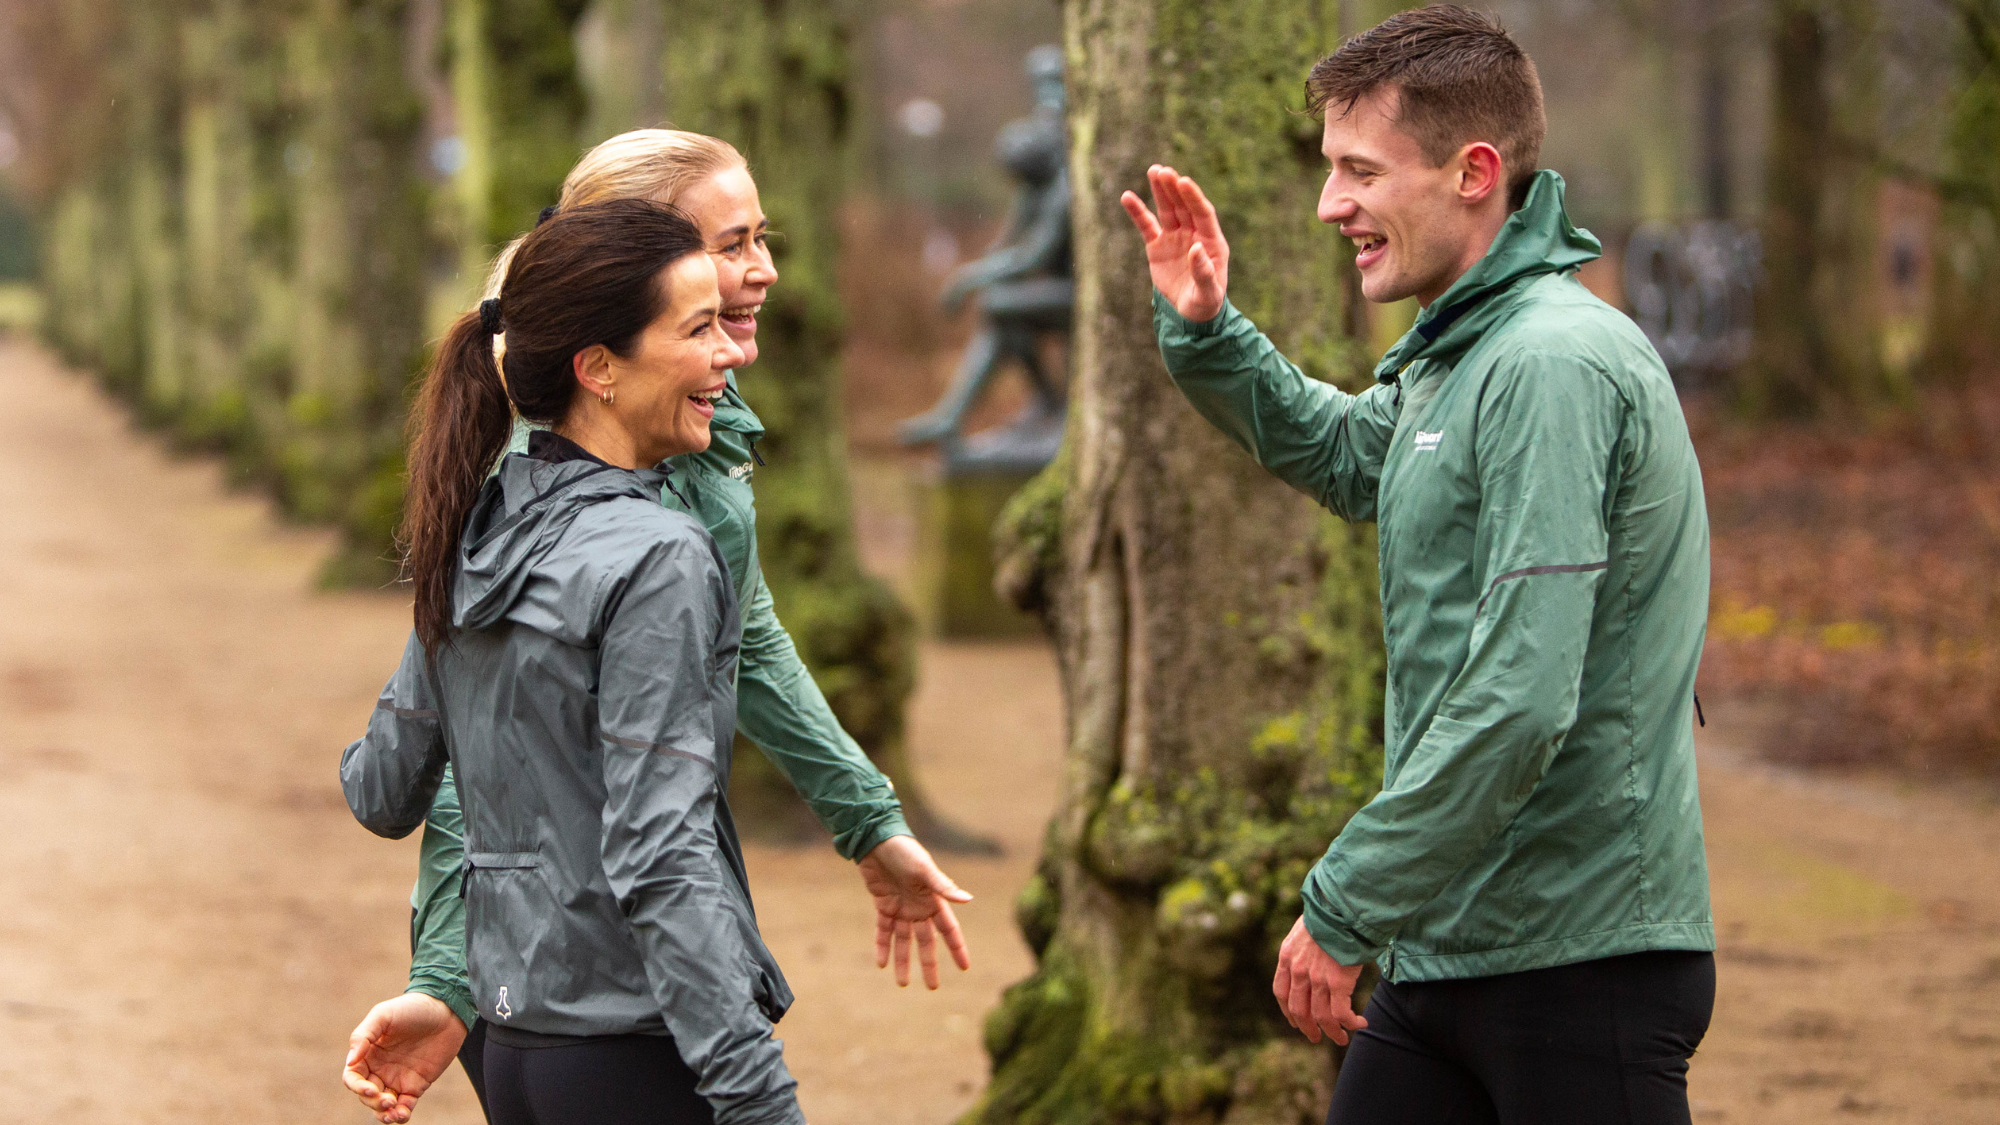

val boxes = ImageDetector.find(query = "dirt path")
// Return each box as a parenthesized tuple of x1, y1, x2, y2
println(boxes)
(0, 337, 1994, 1123)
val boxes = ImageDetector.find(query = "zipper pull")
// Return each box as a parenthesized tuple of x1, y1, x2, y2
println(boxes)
(749, 437, 766, 467)
(1693, 692, 1705, 728)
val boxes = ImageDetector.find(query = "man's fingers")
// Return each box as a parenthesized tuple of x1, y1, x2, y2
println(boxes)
(1287, 969, 1320, 1043)
(1152, 165, 1191, 233)
(935, 900, 973, 971)
(1189, 244, 1220, 292)
(1180, 174, 1226, 246)
(1309, 977, 1346, 1046)
(1120, 190, 1163, 243)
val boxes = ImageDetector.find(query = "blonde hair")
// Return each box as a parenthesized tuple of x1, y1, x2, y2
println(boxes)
(482, 129, 746, 301)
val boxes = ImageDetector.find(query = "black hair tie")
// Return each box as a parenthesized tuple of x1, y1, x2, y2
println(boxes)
(478, 298, 503, 335)
(537, 205, 557, 227)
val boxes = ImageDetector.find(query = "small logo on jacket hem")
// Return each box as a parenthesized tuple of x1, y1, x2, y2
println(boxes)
(1413, 430, 1443, 452)
(495, 986, 514, 1020)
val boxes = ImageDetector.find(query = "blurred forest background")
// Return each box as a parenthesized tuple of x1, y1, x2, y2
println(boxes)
(0, 0, 1995, 1121)
(0, 0, 1986, 780)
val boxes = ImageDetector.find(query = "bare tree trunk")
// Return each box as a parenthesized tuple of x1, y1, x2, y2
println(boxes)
(977, 0, 1384, 1120)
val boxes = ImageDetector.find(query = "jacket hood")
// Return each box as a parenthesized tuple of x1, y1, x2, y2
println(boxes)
(453, 455, 670, 631)
(1374, 169, 1601, 382)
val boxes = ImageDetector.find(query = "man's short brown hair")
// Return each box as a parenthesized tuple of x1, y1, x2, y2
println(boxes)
(1306, 5, 1546, 208)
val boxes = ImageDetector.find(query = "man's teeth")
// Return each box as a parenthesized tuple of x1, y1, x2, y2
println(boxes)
(1357, 236, 1386, 253)
(720, 303, 762, 320)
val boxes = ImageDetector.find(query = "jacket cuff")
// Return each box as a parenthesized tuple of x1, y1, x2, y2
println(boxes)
(1300, 861, 1388, 967)
(843, 811, 914, 863)
(407, 973, 477, 1033)
(1152, 289, 1237, 338)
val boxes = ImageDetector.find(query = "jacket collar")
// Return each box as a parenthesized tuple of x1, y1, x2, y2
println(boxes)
(711, 369, 763, 441)
(1373, 170, 1601, 384)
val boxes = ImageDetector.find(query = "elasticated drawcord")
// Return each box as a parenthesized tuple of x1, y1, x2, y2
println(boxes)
(1694, 693, 1705, 728)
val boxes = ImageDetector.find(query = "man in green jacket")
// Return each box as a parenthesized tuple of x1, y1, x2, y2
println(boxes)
(1122, 8, 1713, 1122)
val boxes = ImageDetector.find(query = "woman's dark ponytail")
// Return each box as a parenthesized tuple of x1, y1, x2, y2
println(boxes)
(401, 311, 512, 652)
(395, 198, 707, 654)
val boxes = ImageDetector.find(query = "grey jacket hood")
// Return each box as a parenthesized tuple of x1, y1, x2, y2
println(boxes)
(455, 456, 672, 632)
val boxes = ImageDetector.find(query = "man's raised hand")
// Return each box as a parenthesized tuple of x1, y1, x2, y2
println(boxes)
(1119, 165, 1231, 323)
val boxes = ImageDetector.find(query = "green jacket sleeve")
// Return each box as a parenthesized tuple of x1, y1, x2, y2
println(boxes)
(1154, 291, 1400, 523)
(406, 763, 476, 1030)
(735, 569, 910, 860)
(1301, 352, 1623, 964)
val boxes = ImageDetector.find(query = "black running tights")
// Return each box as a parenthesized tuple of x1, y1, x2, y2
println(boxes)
(457, 1023, 714, 1125)
(1326, 950, 1716, 1125)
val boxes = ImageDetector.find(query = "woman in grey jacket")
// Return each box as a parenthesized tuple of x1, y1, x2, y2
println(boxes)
(341, 199, 801, 1125)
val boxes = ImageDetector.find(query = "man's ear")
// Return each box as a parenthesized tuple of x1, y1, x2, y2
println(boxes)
(1455, 142, 1504, 204)
(572, 345, 613, 400)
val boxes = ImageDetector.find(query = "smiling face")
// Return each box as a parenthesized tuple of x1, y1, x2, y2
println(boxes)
(1317, 86, 1504, 307)
(612, 253, 745, 463)
(674, 164, 777, 367)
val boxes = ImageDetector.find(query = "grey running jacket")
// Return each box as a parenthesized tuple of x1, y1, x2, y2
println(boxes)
(340, 454, 803, 1125)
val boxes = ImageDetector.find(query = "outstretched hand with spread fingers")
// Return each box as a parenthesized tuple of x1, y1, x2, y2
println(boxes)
(858, 834, 974, 989)
(1272, 916, 1369, 1046)
(343, 992, 467, 1124)
(1119, 164, 1232, 323)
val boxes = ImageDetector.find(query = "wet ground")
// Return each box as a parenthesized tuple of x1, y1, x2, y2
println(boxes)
(1, 337, 1995, 1122)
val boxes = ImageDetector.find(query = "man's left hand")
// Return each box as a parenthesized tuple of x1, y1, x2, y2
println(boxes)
(1273, 916, 1369, 1045)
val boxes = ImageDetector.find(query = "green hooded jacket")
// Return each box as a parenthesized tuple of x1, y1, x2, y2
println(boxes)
(1155, 171, 1712, 983)
(405, 371, 909, 1027)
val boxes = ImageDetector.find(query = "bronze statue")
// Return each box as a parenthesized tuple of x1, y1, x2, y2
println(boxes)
(899, 45, 1071, 472)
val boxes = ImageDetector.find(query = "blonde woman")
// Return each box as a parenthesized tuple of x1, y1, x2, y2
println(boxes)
(344, 132, 972, 1124)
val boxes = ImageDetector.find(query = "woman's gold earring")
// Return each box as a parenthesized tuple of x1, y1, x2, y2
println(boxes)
(602, 389, 615, 406)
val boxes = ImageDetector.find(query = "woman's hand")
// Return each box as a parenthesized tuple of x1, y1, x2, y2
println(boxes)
(857, 834, 974, 988)
(343, 992, 467, 1124)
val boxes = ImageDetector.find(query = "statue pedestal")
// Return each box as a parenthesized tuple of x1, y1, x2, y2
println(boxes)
(914, 466, 1040, 638)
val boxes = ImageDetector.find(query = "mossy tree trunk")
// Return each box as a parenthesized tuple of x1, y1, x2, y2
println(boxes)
(288, 0, 433, 582)
(976, 1, 1385, 1121)
(1746, 0, 1888, 415)
(1920, 0, 2000, 380)
(444, 0, 590, 285)
(656, 0, 984, 849)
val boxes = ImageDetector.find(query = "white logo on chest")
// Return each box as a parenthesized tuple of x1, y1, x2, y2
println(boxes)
(1413, 430, 1444, 452)
(727, 462, 754, 481)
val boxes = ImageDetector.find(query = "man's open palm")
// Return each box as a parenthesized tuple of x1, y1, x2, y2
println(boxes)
(1119, 164, 1231, 322)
